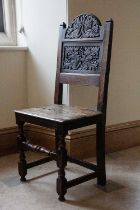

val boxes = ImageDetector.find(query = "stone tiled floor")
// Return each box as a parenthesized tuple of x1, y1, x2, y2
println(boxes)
(1, 146, 140, 210)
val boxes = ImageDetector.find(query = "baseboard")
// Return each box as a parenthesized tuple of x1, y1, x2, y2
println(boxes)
(68, 120, 140, 158)
(0, 127, 18, 156)
(27, 120, 140, 159)
(1, 120, 140, 158)
(27, 125, 55, 151)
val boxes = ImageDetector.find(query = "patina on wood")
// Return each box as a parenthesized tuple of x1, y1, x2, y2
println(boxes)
(15, 13, 113, 201)
(16, 105, 101, 122)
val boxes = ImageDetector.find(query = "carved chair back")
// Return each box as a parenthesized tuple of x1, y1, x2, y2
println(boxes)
(54, 14, 113, 119)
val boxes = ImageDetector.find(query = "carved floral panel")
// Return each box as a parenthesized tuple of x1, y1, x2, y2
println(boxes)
(65, 14, 101, 39)
(62, 46, 100, 73)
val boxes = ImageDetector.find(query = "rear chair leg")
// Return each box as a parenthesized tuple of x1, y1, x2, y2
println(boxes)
(96, 120, 106, 186)
(56, 128, 67, 201)
(17, 122, 27, 182)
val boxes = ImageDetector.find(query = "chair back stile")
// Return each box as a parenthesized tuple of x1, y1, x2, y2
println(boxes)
(97, 19, 113, 119)
(54, 22, 66, 104)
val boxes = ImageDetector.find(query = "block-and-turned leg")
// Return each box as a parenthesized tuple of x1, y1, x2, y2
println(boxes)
(56, 127, 68, 201)
(17, 122, 27, 182)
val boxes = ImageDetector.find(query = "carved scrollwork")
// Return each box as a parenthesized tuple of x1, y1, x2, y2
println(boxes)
(65, 14, 101, 39)
(62, 46, 100, 73)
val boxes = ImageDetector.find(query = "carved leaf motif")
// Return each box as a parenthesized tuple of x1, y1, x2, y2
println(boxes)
(62, 46, 100, 73)
(65, 14, 101, 39)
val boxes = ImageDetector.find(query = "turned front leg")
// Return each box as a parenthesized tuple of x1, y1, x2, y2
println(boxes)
(56, 127, 68, 201)
(17, 122, 27, 182)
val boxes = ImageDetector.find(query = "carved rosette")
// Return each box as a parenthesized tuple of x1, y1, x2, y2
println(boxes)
(62, 46, 100, 73)
(65, 14, 101, 39)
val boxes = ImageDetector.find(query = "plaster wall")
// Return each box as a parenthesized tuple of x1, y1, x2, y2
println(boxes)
(68, 0, 140, 125)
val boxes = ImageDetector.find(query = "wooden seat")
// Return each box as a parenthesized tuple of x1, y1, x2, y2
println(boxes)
(15, 13, 113, 201)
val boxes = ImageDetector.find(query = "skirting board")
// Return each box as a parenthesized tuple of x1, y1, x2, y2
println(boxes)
(0, 120, 140, 158)
(0, 127, 18, 156)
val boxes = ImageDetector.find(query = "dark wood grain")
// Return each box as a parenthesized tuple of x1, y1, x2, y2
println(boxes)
(17, 122, 27, 182)
(65, 14, 101, 39)
(54, 22, 66, 104)
(15, 105, 101, 122)
(60, 73, 100, 86)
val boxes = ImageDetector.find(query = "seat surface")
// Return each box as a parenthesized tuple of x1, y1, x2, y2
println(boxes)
(15, 104, 102, 123)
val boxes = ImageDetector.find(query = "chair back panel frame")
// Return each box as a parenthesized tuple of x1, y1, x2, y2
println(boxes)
(54, 14, 113, 121)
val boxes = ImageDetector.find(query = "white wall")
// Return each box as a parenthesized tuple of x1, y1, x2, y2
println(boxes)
(0, 49, 27, 128)
(21, 0, 67, 107)
(68, 0, 140, 125)
(1, 0, 139, 130)
(0, 0, 67, 129)
(0, 1, 27, 129)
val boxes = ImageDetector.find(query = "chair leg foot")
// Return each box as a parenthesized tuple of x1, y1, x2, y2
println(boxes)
(58, 195, 65, 202)
(18, 161, 27, 182)
(57, 176, 67, 202)
(20, 177, 26, 182)
(97, 172, 106, 186)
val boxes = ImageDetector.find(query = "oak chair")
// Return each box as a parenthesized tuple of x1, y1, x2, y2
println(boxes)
(15, 13, 113, 201)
